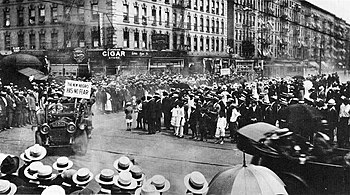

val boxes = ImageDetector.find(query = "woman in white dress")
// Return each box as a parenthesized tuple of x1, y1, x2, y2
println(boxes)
(105, 92, 112, 114)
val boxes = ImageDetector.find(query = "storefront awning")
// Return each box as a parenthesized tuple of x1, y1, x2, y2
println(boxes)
(18, 67, 47, 80)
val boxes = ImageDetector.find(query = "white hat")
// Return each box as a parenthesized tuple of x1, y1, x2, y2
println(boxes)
(184, 171, 208, 194)
(113, 156, 133, 172)
(147, 175, 170, 193)
(24, 144, 47, 161)
(34, 165, 57, 181)
(328, 99, 336, 105)
(130, 165, 145, 182)
(135, 183, 160, 195)
(0, 179, 16, 195)
(72, 168, 94, 186)
(41, 185, 65, 195)
(24, 161, 44, 180)
(95, 169, 117, 185)
(114, 171, 137, 190)
(52, 157, 73, 172)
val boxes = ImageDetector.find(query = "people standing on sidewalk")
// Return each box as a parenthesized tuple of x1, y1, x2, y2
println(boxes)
(338, 97, 350, 148)
(125, 102, 133, 131)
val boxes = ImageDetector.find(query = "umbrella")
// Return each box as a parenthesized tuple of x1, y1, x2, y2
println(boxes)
(284, 104, 324, 137)
(207, 163, 288, 195)
(238, 122, 280, 142)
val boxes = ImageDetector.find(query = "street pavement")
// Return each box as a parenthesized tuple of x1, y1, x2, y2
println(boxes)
(0, 111, 251, 194)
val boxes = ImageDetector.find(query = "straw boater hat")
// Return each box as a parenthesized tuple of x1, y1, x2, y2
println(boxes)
(72, 168, 94, 186)
(33, 165, 57, 181)
(61, 169, 77, 187)
(114, 171, 137, 190)
(95, 169, 117, 186)
(24, 161, 44, 180)
(114, 156, 133, 172)
(24, 144, 47, 161)
(0, 153, 19, 176)
(41, 185, 65, 195)
(0, 179, 17, 195)
(52, 157, 73, 172)
(147, 175, 170, 193)
(328, 99, 336, 106)
(184, 171, 208, 194)
(135, 183, 160, 195)
(130, 165, 145, 187)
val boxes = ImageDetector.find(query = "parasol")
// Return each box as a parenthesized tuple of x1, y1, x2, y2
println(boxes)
(207, 163, 288, 195)
(237, 122, 280, 142)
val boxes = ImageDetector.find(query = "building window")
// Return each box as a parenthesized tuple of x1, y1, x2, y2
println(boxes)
(221, 1, 224, 15)
(216, 1, 219, 14)
(64, 31, 71, 47)
(51, 5, 58, 23)
(211, 0, 215, 14)
(211, 19, 215, 33)
(39, 31, 46, 49)
(18, 32, 24, 48)
(187, 15, 191, 30)
(151, 7, 156, 26)
(78, 5, 84, 21)
(78, 31, 85, 47)
(199, 0, 203, 11)
(173, 12, 177, 27)
(187, 35, 191, 51)
(142, 31, 147, 48)
(64, 5, 70, 21)
(134, 31, 139, 48)
(206, 18, 210, 32)
(91, 1, 99, 20)
(235, 30, 238, 40)
(134, 6, 139, 24)
(51, 31, 58, 49)
(142, 5, 147, 25)
(200, 37, 203, 51)
(39, 5, 45, 24)
(221, 38, 224, 52)
(206, 0, 209, 12)
(187, 0, 191, 9)
(123, 3, 129, 22)
(206, 37, 209, 51)
(194, 15, 198, 31)
(29, 33, 35, 49)
(211, 37, 215, 51)
(200, 17, 203, 32)
(106, 27, 114, 47)
(17, 8, 24, 26)
(216, 20, 219, 33)
(165, 9, 169, 27)
(123, 29, 129, 47)
(4, 8, 10, 27)
(180, 34, 185, 49)
(194, 0, 198, 10)
(216, 38, 219, 51)
(165, 0, 169, 4)
(194, 36, 198, 51)
(173, 33, 177, 50)
(221, 20, 224, 34)
(159, 7, 162, 25)
(4, 33, 10, 50)
(91, 27, 99, 48)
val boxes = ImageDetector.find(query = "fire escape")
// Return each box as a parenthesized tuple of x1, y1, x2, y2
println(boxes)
(172, 0, 190, 52)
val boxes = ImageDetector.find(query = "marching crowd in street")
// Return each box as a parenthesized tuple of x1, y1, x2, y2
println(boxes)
(0, 144, 210, 194)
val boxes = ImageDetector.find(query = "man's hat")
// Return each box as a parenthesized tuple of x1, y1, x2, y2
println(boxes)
(328, 99, 336, 106)
(95, 169, 117, 186)
(52, 157, 73, 172)
(146, 175, 170, 193)
(130, 165, 145, 185)
(183, 171, 208, 194)
(33, 165, 57, 181)
(135, 183, 160, 195)
(0, 154, 19, 176)
(113, 171, 137, 190)
(114, 156, 133, 172)
(24, 144, 47, 161)
(72, 168, 94, 186)
(41, 185, 64, 195)
(0, 179, 17, 195)
(24, 161, 44, 180)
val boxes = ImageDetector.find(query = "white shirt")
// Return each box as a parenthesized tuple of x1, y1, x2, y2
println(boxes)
(230, 108, 241, 122)
(339, 103, 350, 118)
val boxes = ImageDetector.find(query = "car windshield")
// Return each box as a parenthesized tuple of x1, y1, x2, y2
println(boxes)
(48, 103, 76, 114)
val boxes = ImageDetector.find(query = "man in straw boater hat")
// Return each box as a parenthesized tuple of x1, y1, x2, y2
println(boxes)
(129, 165, 146, 187)
(114, 156, 134, 173)
(325, 99, 337, 142)
(111, 171, 138, 194)
(95, 169, 117, 194)
(184, 171, 208, 195)
(135, 183, 160, 195)
(0, 179, 17, 195)
(40, 185, 65, 195)
(146, 175, 170, 194)
(71, 168, 95, 194)
(52, 156, 74, 173)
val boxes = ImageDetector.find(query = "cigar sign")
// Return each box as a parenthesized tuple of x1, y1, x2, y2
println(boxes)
(102, 49, 126, 59)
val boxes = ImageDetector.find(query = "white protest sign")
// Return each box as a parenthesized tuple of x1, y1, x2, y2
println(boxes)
(220, 68, 231, 76)
(64, 80, 92, 99)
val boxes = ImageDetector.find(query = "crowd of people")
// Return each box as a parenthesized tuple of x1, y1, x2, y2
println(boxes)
(0, 144, 210, 194)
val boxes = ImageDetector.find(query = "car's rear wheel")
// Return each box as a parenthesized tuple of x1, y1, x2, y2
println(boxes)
(72, 130, 88, 155)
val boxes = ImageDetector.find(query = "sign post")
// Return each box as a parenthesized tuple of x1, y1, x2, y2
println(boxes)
(64, 80, 92, 99)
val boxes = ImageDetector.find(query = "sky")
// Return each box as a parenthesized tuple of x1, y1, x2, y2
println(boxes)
(307, 0, 350, 23)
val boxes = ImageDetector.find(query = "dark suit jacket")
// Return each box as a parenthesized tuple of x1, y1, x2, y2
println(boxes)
(248, 106, 263, 122)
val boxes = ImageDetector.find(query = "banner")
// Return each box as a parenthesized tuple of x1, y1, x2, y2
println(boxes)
(64, 80, 92, 99)
(220, 68, 231, 76)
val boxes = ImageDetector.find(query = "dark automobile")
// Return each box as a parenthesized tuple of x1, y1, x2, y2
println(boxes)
(32, 102, 90, 155)
(237, 122, 350, 195)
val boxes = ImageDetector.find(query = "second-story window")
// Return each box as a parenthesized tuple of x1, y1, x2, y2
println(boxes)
(200, 17, 203, 32)
(17, 8, 24, 26)
(159, 7, 162, 25)
(51, 30, 58, 49)
(221, 19, 224, 34)
(4, 8, 10, 27)
(187, 35, 191, 50)
(211, 18, 215, 33)
(173, 12, 177, 27)
(134, 30, 139, 48)
(91, 0, 99, 21)
(165, 0, 169, 4)
(187, 14, 191, 30)
(29, 31, 36, 49)
(4, 32, 11, 50)
(194, 15, 198, 31)
(39, 5, 45, 24)
(142, 31, 147, 48)
(78, 30, 85, 47)
(39, 30, 46, 49)
(142, 5, 147, 25)
(123, 28, 129, 48)
(206, 18, 209, 32)
(134, 5, 139, 24)
(123, 3, 129, 22)
(206, 0, 209, 12)
(18, 32, 25, 48)
(211, 0, 215, 14)
(194, 36, 198, 51)
(91, 27, 100, 48)
(165, 9, 169, 26)
(173, 33, 177, 50)
(151, 7, 156, 25)
(221, 1, 224, 15)
(199, 0, 203, 11)
(51, 4, 58, 23)
(216, 20, 219, 33)
(216, 1, 219, 14)
(187, 0, 191, 9)
(194, 0, 198, 10)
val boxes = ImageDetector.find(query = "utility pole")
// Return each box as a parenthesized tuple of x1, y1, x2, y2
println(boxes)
(319, 45, 322, 75)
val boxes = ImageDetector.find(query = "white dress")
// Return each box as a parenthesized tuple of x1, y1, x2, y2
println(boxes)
(105, 92, 112, 111)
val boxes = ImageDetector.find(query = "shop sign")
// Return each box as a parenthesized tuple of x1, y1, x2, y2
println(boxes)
(130, 51, 150, 57)
(102, 48, 126, 59)
(73, 48, 86, 63)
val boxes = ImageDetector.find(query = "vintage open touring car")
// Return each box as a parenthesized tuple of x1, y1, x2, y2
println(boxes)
(32, 100, 92, 155)
(237, 122, 350, 195)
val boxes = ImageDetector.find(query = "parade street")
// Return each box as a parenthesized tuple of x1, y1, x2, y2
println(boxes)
(0, 111, 249, 194)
